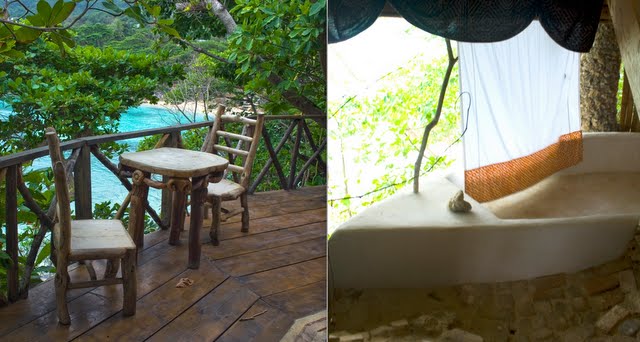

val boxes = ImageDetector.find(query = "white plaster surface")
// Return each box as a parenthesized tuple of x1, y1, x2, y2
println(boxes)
(329, 133, 640, 288)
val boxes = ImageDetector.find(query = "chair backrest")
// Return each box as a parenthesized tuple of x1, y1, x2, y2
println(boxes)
(205, 106, 265, 189)
(45, 128, 71, 259)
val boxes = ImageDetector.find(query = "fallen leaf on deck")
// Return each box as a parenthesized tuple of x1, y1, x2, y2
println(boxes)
(176, 278, 194, 288)
(240, 309, 268, 321)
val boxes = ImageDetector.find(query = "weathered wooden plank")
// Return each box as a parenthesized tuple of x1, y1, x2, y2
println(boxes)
(78, 258, 227, 341)
(215, 208, 326, 241)
(91, 242, 192, 299)
(5, 165, 18, 302)
(609, 0, 640, 111)
(1, 292, 120, 342)
(237, 257, 326, 297)
(148, 278, 259, 342)
(220, 196, 326, 224)
(207, 222, 325, 260)
(73, 145, 93, 219)
(0, 186, 326, 340)
(0, 262, 107, 336)
(214, 237, 326, 277)
(262, 280, 327, 317)
(248, 186, 326, 204)
(217, 300, 294, 342)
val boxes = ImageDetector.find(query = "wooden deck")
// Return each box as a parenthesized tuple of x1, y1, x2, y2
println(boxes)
(0, 186, 326, 341)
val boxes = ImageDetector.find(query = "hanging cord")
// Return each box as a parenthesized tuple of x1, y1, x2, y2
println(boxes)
(328, 92, 471, 204)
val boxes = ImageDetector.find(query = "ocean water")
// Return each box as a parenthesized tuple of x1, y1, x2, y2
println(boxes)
(18, 105, 207, 214)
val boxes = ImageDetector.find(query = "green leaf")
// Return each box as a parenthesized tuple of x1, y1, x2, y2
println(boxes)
(157, 18, 174, 26)
(37, 0, 53, 21)
(50, 1, 76, 26)
(309, 0, 325, 16)
(35, 242, 51, 266)
(14, 27, 42, 43)
(150, 5, 161, 17)
(158, 25, 180, 38)
(101, 1, 120, 12)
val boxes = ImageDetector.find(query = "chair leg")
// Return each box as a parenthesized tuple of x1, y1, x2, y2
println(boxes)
(240, 192, 249, 233)
(203, 202, 210, 220)
(209, 196, 221, 246)
(55, 268, 70, 325)
(121, 249, 137, 316)
(104, 258, 120, 278)
(84, 260, 97, 281)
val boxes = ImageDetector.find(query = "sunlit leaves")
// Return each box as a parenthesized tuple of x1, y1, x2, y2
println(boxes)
(328, 48, 461, 229)
(49, 1, 76, 26)
(0, 42, 184, 153)
(227, 0, 326, 114)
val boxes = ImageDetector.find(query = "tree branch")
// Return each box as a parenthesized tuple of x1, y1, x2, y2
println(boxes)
(413, 39, 457, 193)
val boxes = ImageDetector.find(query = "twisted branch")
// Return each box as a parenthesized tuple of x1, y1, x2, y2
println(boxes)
(413, 39, 457, 193)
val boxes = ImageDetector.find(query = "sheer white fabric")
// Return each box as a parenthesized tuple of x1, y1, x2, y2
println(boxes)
(458, 21, 581, 199)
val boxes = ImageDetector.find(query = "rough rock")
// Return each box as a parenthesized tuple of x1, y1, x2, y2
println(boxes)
(448, 191, 472, 213)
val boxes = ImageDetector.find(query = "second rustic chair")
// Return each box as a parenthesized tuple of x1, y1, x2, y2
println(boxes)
(45, 127, 137, 325)
(204, 107, 265, 245)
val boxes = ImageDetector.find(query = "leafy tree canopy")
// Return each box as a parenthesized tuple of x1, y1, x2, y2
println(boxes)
(1, 0, 326, 117)
(0, 41, 183, 154)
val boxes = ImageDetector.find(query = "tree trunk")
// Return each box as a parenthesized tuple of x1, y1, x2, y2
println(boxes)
(580, 22, 621, 132)
(206, 0, 237, 35)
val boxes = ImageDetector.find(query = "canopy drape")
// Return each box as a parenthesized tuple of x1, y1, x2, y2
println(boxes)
(459, 21, 582, 202)
(328, 0, 603, 52)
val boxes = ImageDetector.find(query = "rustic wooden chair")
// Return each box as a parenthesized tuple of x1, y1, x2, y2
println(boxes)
(45, 128, 137, 325)
(204, 108, 265, 245)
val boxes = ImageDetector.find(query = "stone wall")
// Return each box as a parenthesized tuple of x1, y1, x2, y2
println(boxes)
(329, 228, 640, 341)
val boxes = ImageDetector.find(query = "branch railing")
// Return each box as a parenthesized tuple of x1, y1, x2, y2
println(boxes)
(0, 114, 326, 304)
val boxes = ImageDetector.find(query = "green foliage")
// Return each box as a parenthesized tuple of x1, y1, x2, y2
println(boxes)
(0, 0, 78, 60)
(328, 49, 461, 231)
(227, 0, 326, 114)
(0, 166, 56, 297)
(0, 41, 183, 154)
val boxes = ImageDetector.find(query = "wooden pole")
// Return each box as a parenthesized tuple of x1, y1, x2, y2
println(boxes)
(609, 0, 640, 114)
(619, 70, 640, 131)
(5, 165, 19, 302)
(160, 133, 179, 229)
(288, 120, 303, 189)
(249, 120, 297, 192)
(74, 145, 92, 219)
(301, 120, 327, 172)
(293, 139, 327, 186)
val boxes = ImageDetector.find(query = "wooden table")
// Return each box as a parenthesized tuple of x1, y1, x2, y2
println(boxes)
(119, 147, 228, 269)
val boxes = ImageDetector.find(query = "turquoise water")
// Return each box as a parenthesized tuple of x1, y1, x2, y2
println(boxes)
(18, 105, 207, 214)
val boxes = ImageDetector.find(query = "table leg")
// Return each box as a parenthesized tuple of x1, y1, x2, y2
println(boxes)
(188, 175, 207, 269)
(168, 178, 190, 245)
(129, 170, 150, 249)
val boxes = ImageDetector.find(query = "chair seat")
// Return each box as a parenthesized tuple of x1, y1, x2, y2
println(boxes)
(207, 179, 246, 200)
(68, 219, 136, 261)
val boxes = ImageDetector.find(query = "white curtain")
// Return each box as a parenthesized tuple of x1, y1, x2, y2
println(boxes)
(459, 21, 582, 202)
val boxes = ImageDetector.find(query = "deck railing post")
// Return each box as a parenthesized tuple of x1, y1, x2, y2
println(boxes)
(288, 120, 303, 189)
(74, 145, 93, 219)
(5, 165, 19, 302)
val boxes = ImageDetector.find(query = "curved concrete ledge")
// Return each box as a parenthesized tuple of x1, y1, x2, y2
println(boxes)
(329, 133, 640, 288)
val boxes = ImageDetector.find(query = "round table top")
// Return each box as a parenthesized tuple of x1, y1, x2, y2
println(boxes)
(120, 147, 229, 178)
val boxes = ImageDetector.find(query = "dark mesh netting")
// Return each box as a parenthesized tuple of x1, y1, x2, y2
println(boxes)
(329, 0, 603, 52)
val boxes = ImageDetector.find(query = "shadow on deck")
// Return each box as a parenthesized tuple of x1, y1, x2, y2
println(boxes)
(0, 186, 327, 341)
